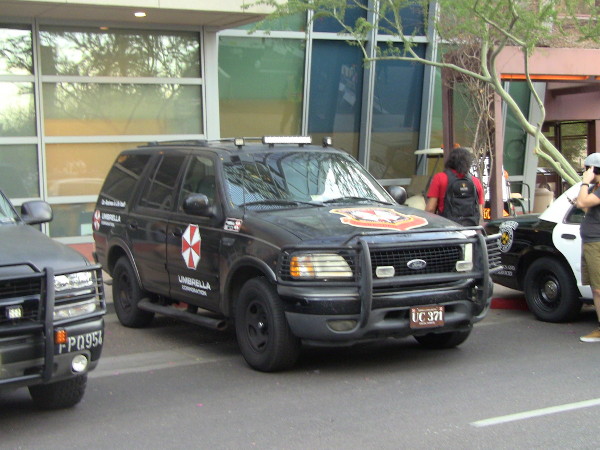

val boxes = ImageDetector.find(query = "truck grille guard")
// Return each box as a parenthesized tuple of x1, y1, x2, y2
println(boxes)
(279, 226, 503, 331)
(0, 263, 105, 386)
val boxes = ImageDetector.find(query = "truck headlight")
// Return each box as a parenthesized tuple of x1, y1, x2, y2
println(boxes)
(54, 299, 98, 320)
(55, 271, 94, 294)
(290, 253, 353, 279)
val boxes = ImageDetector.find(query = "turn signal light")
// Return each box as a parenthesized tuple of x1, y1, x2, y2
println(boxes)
(55, 328, 68, 345)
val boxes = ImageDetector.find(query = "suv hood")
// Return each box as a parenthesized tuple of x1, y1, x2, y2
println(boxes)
(246, 204, 460, 243)
(0, 223, 89, 276)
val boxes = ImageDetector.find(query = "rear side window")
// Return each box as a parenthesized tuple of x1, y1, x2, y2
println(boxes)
(100, 154, 150, 206)
(139, 155, 186, 211)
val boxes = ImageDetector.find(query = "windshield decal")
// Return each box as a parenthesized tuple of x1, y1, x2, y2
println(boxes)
(182, 224, 201, 269)
(330, 208, 428, 231)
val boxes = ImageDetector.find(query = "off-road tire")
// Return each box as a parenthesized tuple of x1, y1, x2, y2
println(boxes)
(112, 257, 154, 328)
(29, 375, 87, 409)
(235, 277, 300, 372)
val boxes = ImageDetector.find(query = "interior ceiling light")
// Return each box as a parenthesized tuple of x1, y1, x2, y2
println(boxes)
(134, 11, 147, 18)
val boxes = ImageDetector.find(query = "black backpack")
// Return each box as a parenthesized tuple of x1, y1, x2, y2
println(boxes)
(441, 169, 479, 226)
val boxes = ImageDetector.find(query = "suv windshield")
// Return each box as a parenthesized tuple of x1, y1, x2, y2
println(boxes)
(223, 151, 392, 208)
(0, 191, 18, 224)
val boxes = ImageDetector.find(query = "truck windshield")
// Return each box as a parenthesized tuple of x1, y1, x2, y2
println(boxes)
(0, 191, 19, 224)
(223, 151, 392, 208)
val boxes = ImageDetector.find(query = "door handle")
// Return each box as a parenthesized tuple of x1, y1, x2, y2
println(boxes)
(561, 233, 576, 240)
(172, 228, 183, 237)
(127, 220, 138, 230)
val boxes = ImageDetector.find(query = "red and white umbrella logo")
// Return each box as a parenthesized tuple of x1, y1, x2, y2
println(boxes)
(182, 224, 201, 270)
(93, 210, 101, 231)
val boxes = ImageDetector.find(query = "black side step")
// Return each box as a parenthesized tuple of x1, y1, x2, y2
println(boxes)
(138, 299, 228, 331)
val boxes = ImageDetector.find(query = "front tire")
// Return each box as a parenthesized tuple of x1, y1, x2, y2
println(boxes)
(29, 375, 87, 409)
(414, 329, 471, 349)
(235, 277, 300, 372)
(112, 257, 154, 328)
(523, 257, 581, 322)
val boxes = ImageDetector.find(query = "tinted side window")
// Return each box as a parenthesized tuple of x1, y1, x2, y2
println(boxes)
(101, 154, 150, 204)
(566, 206, 585, 224)
(178, 156, 216, 209)
(139, 155, 185, 211)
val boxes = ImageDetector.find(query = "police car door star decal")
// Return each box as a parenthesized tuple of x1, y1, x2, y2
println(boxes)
(330, 208, 428, 231)
(182, 224, 201, 269)
(499, 220, 518, 253)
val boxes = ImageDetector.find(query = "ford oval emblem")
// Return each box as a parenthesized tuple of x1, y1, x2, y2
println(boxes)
(407, 259, 427, 270)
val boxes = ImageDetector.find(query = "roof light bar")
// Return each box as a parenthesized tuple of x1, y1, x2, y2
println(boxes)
(262, 136, 312, 146)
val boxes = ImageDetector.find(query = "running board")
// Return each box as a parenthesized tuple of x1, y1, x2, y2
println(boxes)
(138, 299, 228, 331)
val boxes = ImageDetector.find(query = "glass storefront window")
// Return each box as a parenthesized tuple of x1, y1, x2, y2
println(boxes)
(43, 83, 202, 136)
(219, 36, 305, 137)
(238, 13, 307, 32)
(369, 44, 425, 179)
(0, 144, 39, 198)
(379, 2, 425, 36)
(46, 143, 143, 197)
(308, 41, 364, 158)
(313, 1, 367, 33)
(39, 27, 201, 78)
(0, 82, 36, 137)
(0, 26, 32, 75)
(503, 81, 530, 176)
(47, 202, 95, 237)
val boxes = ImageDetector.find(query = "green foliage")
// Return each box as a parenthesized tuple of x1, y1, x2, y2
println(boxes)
(251, 0, 600, 185)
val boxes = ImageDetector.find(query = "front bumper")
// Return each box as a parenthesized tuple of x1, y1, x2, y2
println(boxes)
(278, 229, 499, 344)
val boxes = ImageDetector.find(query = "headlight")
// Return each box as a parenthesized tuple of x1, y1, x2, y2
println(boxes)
(55, 271, 94, 293)
(54, 299, 98, 320)
(290, 253, 353, 279)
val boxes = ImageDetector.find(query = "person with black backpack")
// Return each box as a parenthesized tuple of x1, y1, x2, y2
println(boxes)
(425, 147, 484, 226)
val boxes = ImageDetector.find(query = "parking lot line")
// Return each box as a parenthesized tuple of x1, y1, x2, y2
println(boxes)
(471, 397, 600, 427)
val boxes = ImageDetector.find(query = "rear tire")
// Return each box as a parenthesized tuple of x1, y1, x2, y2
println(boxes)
(235, 277, 300, 372)
(112, 257, 154, 328)
(414, 329, 471, 349)
(523, 257, 581, 322)
(29, 375, 87, 409)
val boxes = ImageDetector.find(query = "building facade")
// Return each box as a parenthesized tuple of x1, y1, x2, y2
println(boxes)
(2, 0, 599, 257)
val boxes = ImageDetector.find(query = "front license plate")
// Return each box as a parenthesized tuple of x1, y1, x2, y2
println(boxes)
(55, 330, 103, 355)
(410, 305, 445, 329)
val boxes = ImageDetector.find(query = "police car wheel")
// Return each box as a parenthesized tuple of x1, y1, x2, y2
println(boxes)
(523, 257, 581, 323)
(414, 329, 471, 349)
(235, 277, 300, 372)
(112, 257, 154, 328)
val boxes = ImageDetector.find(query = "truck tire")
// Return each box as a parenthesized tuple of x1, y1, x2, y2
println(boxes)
(113, 257, 154, 328)
(29, 375, 87, 409)
(414, 329, 471, 349)
(523, 256, 581, 322)
(235, 277, 300, 372)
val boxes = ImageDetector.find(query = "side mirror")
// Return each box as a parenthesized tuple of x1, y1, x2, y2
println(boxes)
(20, 200, 53, 225)
(182, 193, 215, 217)
(387, 186, 407, 205)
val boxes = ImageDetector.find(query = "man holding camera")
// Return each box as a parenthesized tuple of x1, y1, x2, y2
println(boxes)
(576, 153, 600, 342)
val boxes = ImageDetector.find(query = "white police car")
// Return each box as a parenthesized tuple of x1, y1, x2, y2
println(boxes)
(486, 183, 591, 322)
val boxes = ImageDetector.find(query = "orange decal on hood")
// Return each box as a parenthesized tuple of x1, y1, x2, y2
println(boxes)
(330, 208, 428, 231)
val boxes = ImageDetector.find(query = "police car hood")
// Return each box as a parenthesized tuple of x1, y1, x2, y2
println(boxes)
(0, 222, 89, 276)
(247, 203, 462, 244)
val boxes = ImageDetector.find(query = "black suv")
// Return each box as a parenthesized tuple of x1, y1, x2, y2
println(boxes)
(93, 137, 501, 371)
(0, 189, 105, 408)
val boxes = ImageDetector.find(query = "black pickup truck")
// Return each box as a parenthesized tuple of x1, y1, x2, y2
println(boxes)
(0, 189, 105, 409)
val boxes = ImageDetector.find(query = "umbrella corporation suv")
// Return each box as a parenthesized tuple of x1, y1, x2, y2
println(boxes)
(0, 189, 105, 409)
(93, 136, 502, 371)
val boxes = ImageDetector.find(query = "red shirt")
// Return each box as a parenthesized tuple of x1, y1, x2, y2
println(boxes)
(426, 169, 485, 214)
